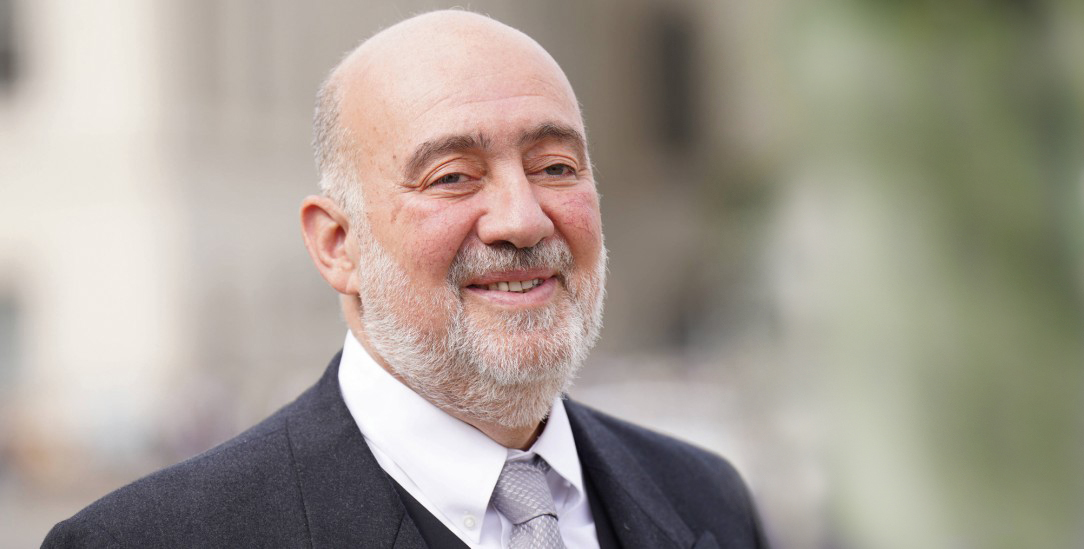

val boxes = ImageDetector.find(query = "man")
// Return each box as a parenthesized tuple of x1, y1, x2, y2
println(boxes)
(45, 10, 767, 548)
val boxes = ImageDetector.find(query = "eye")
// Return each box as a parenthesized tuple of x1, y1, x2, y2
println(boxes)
(434, 173, 467, 185)
(543, 164, 575, 176)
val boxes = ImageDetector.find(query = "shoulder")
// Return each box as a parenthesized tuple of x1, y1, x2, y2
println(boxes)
(43, 407, 309, 547)
(564, 399, 768, 546)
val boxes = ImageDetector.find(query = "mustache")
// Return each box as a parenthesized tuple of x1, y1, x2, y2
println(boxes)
(448, 238, 574, 286)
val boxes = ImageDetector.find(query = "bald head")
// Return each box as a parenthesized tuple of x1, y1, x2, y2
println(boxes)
(343, 10, 568, 82)
(313, 10, 583, 214)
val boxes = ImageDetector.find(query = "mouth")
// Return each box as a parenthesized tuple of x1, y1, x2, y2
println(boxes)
(462, 270, 559, 305)
(470, 278, 544, 293)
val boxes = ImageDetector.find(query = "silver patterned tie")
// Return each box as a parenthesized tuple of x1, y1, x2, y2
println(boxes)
(491, 457, 567, 549)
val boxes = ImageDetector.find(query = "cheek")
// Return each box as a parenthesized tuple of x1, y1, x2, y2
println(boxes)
(389, 199, 478, 282)
(549, 188, 603, 256)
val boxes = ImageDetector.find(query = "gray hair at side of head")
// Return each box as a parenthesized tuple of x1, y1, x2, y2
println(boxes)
(312, 68, 364, 224)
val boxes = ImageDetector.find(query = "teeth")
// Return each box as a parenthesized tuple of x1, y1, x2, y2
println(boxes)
(484, 278, 543, 293)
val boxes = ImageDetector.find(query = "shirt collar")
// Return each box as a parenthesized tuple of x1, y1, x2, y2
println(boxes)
(337, 332, 586, 541)
(519, 395, 587, 509)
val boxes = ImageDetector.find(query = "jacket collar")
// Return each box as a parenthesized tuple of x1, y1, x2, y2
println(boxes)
(566, 400, 716, 549)
(283, 352, 427, 548)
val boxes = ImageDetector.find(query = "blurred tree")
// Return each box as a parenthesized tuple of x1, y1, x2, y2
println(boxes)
(769, 1, 1084, 547)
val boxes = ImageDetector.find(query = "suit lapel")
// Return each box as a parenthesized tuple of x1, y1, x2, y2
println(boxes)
(566, 400, 707, 549)
(284, 352, 427, 549)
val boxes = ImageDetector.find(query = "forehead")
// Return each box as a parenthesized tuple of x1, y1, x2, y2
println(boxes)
(392, 75, 582, 146)
(337, 22, 584, 169)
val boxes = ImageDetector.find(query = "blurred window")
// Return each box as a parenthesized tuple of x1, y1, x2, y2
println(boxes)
(0, 0, 16, 95)
(0, 292, 18, 387)
(651, 9, 698, 153)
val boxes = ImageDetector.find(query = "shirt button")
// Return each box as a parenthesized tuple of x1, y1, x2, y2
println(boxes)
(463, 515, 477, 529)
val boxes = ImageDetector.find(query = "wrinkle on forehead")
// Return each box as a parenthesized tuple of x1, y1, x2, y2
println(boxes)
(407, 93, 563, 128)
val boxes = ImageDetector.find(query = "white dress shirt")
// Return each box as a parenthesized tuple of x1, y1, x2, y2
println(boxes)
(337, 332, 600, 549)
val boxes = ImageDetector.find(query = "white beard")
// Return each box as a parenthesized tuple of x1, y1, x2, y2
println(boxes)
(354, 225, 606, 429)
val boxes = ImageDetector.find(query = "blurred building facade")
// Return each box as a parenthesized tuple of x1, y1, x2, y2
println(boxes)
(0, 0, 802, 545)
(2, 1, 1083, 548)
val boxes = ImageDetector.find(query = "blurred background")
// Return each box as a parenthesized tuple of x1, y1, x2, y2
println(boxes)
(1, 0, 1082, 547)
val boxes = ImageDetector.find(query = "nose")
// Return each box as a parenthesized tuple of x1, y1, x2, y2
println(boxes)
(476, 169, 555, 249)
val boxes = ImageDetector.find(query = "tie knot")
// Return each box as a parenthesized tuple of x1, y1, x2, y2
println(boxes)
(491, 457, 557, 525)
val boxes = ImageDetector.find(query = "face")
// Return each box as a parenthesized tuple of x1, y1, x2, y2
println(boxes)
(340, 25, 607, 427)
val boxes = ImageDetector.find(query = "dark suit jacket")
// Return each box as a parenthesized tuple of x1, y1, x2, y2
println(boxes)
(44, 353, 768, 548)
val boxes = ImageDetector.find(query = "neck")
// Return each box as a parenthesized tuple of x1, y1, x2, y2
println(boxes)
(447, 412, 544, 451)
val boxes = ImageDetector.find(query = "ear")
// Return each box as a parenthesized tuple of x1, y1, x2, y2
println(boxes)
(300, 195, 359, 295)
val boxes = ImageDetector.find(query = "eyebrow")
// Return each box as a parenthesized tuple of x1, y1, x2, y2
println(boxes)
(402, 133, 489, 182)
(401, 122, 588, 182)
(517, 122, 587, 162)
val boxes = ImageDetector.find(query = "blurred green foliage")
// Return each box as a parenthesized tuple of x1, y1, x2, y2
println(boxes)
(803, 2, 1083, 547)
(706, 0, 1083, 546)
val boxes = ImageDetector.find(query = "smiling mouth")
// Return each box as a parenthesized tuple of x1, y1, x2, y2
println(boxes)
(469, 278, 544, 293)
